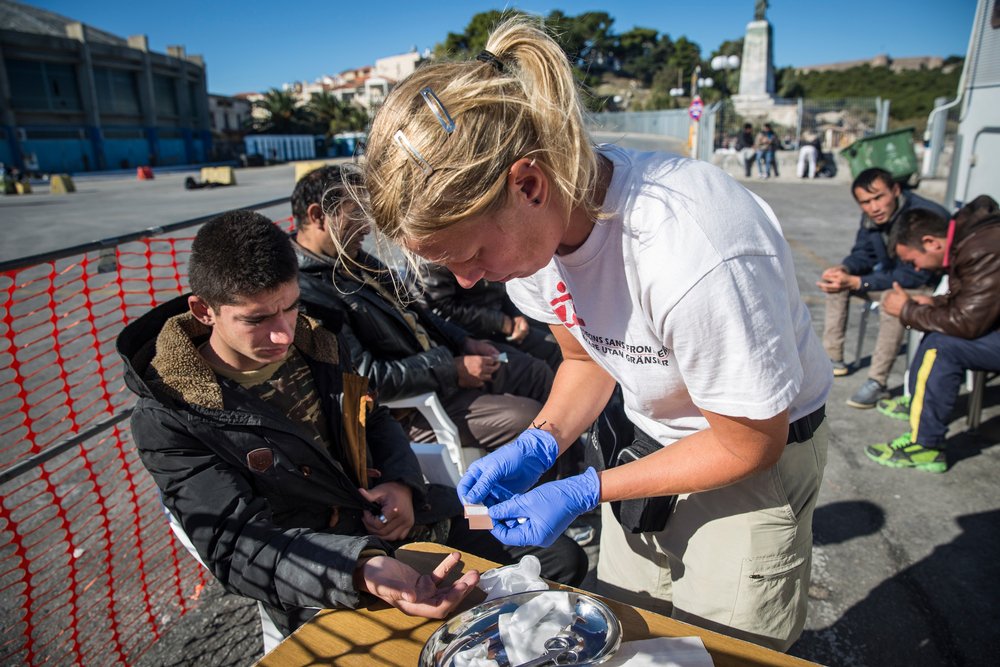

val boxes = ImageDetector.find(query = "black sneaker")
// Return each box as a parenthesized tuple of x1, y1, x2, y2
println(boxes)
(831, 360, 850, 377)
(846, 379, 889, 409)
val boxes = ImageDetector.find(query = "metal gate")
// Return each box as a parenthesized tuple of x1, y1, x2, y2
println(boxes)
(0, 199, 289, 664)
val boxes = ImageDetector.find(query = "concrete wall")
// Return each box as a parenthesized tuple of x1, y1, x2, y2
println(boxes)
(0, 23, 210, 173)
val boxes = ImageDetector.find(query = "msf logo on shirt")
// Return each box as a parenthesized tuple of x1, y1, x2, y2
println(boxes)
(550, 281, 585, 328)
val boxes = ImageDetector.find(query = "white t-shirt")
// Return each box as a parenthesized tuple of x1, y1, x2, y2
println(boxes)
(507, 145, 831, 445)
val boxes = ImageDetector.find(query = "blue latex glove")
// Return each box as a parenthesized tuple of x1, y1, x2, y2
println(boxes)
(488, 468, 601, 547)
(458, 429, 559, 505)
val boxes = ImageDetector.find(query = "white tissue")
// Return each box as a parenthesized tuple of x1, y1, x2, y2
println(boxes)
(497, 592, 575, 666)
(601, 636, 715, 667)
(477, 555, 549, 602)
(452, 638, 499, 667)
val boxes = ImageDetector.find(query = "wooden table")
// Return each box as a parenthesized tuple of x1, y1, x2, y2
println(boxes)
(257, 542, 817, 667)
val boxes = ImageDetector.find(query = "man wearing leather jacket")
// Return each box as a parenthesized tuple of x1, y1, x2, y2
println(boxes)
(290, 165, 555, 453)
(417, 264, 562, 371)
(868, 196, 1000, 472)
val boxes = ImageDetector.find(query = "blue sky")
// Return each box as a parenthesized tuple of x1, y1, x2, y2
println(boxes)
(26, 1, 977, 95)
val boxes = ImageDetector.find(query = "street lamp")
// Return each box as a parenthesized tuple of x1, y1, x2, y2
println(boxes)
(669, 70, 685, 98)
(709, 54, 741, 97)
(669, 55, 740, 97)
(711, 54, 741, 72)
(669, 66, 714, 98)
(668, 58, 739, 159)
(708, 55, 741, 153)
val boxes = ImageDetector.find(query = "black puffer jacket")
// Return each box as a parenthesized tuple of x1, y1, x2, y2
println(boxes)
(117, 295, 441, 634)
(294, 242, 470, 402)
(418, 263, 521, 339)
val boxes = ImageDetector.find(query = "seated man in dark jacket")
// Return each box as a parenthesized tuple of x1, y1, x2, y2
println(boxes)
(291, 165, 554, 453)
(817, 167, 948, 409)
(418, 263, 561, 371)
(117, 211, 584, 640)
(869, 197, 1000, 472)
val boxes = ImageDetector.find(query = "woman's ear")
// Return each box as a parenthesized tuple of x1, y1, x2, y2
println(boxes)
(508, 158, 547, 207)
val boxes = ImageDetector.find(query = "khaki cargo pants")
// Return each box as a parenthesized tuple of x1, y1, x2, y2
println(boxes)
(596, 421, 828, 652)
(823, 288, 931, 385)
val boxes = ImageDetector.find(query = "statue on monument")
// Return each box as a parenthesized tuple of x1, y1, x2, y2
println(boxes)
(736, 0, 776, 103)
(754, 0, 768, 21)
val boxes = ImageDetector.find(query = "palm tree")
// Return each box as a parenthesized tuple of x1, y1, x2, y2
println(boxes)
(306, 91, 368, 136)
(252, 88, 310, 134)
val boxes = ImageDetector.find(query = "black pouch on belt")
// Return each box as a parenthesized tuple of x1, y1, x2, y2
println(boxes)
(611, 427, 677, 534)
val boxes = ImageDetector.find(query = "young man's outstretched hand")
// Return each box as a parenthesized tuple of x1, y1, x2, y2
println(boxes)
(354, 552, 480, 618)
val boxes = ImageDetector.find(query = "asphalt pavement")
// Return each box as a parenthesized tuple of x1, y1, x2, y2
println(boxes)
(6, 158, 996, 666)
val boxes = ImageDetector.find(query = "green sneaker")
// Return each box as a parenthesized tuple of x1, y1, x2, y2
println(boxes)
(876, 395, 911, 421)
(865, 432, 947, 473)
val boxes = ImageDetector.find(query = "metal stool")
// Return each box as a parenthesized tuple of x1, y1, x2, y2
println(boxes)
(852, 298, 880, 366)
(968, 370, 988, 430)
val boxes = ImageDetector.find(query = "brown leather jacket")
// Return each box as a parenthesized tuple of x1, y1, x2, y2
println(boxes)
(901, 195, 1000, 339)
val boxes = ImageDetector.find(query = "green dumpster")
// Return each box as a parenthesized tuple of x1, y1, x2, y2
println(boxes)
(840, 127, 919, 183)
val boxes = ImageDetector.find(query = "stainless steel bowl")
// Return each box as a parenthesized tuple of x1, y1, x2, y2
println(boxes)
(419, 590, 622, 667)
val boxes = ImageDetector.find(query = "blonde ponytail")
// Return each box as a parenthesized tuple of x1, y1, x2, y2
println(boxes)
(361, 16, 597, 250)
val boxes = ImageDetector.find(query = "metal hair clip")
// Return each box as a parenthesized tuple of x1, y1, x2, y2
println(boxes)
(395, 87, 455, 175)
(420, 87, 455, 134)
(393, 130, 433, 176)
(476, 49, 505, 73)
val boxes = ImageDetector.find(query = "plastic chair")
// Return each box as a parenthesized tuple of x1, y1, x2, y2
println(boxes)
(160, 497, 286, 654)
(158, 435, 466, 655)
(409, 442, 462, 486)
(382, 391, 485, 474)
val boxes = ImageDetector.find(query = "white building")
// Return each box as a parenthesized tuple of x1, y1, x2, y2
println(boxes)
(208, 94, 251, 132)
(375, 50, 424, 81)
(330, 67, 392, 110)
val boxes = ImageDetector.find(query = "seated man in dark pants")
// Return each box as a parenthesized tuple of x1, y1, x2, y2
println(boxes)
(290, 165, 555, 453)
(818, 167, 947, 409)
(418, 263, 562, 371)
(868, 197, 1000, 472)
(117, 211, 586, 641)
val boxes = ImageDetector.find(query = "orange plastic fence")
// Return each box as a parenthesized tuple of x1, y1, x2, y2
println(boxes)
(1, 219, 292, 664)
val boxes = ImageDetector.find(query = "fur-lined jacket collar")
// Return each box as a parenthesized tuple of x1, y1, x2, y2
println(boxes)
(118, 294, 339, 411)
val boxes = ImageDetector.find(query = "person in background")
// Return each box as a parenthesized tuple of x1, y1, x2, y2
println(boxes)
(418, 264, 562, 371)
(869, 197, 1000, 472)
(818, 167, 948, 409)
(755, 122, 778, 178)
(797, 132, 822, 179)
(290, 166, 555, 454)
(736, 122, 756, 178)
(290, 166, 595, 548)
(358, 17, 831, 652)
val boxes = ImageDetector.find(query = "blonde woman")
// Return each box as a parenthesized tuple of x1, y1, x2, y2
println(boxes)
(360, 17, 831, 652)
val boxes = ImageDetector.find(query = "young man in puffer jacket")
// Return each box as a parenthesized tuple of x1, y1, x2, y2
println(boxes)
(117, 211, 584, 638)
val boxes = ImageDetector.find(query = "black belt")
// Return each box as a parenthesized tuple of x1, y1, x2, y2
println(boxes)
(787, 405, 826, 444)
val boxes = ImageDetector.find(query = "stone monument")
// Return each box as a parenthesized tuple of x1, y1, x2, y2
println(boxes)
(732, 1, 795, 125)
(735, 1, 775, 103)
